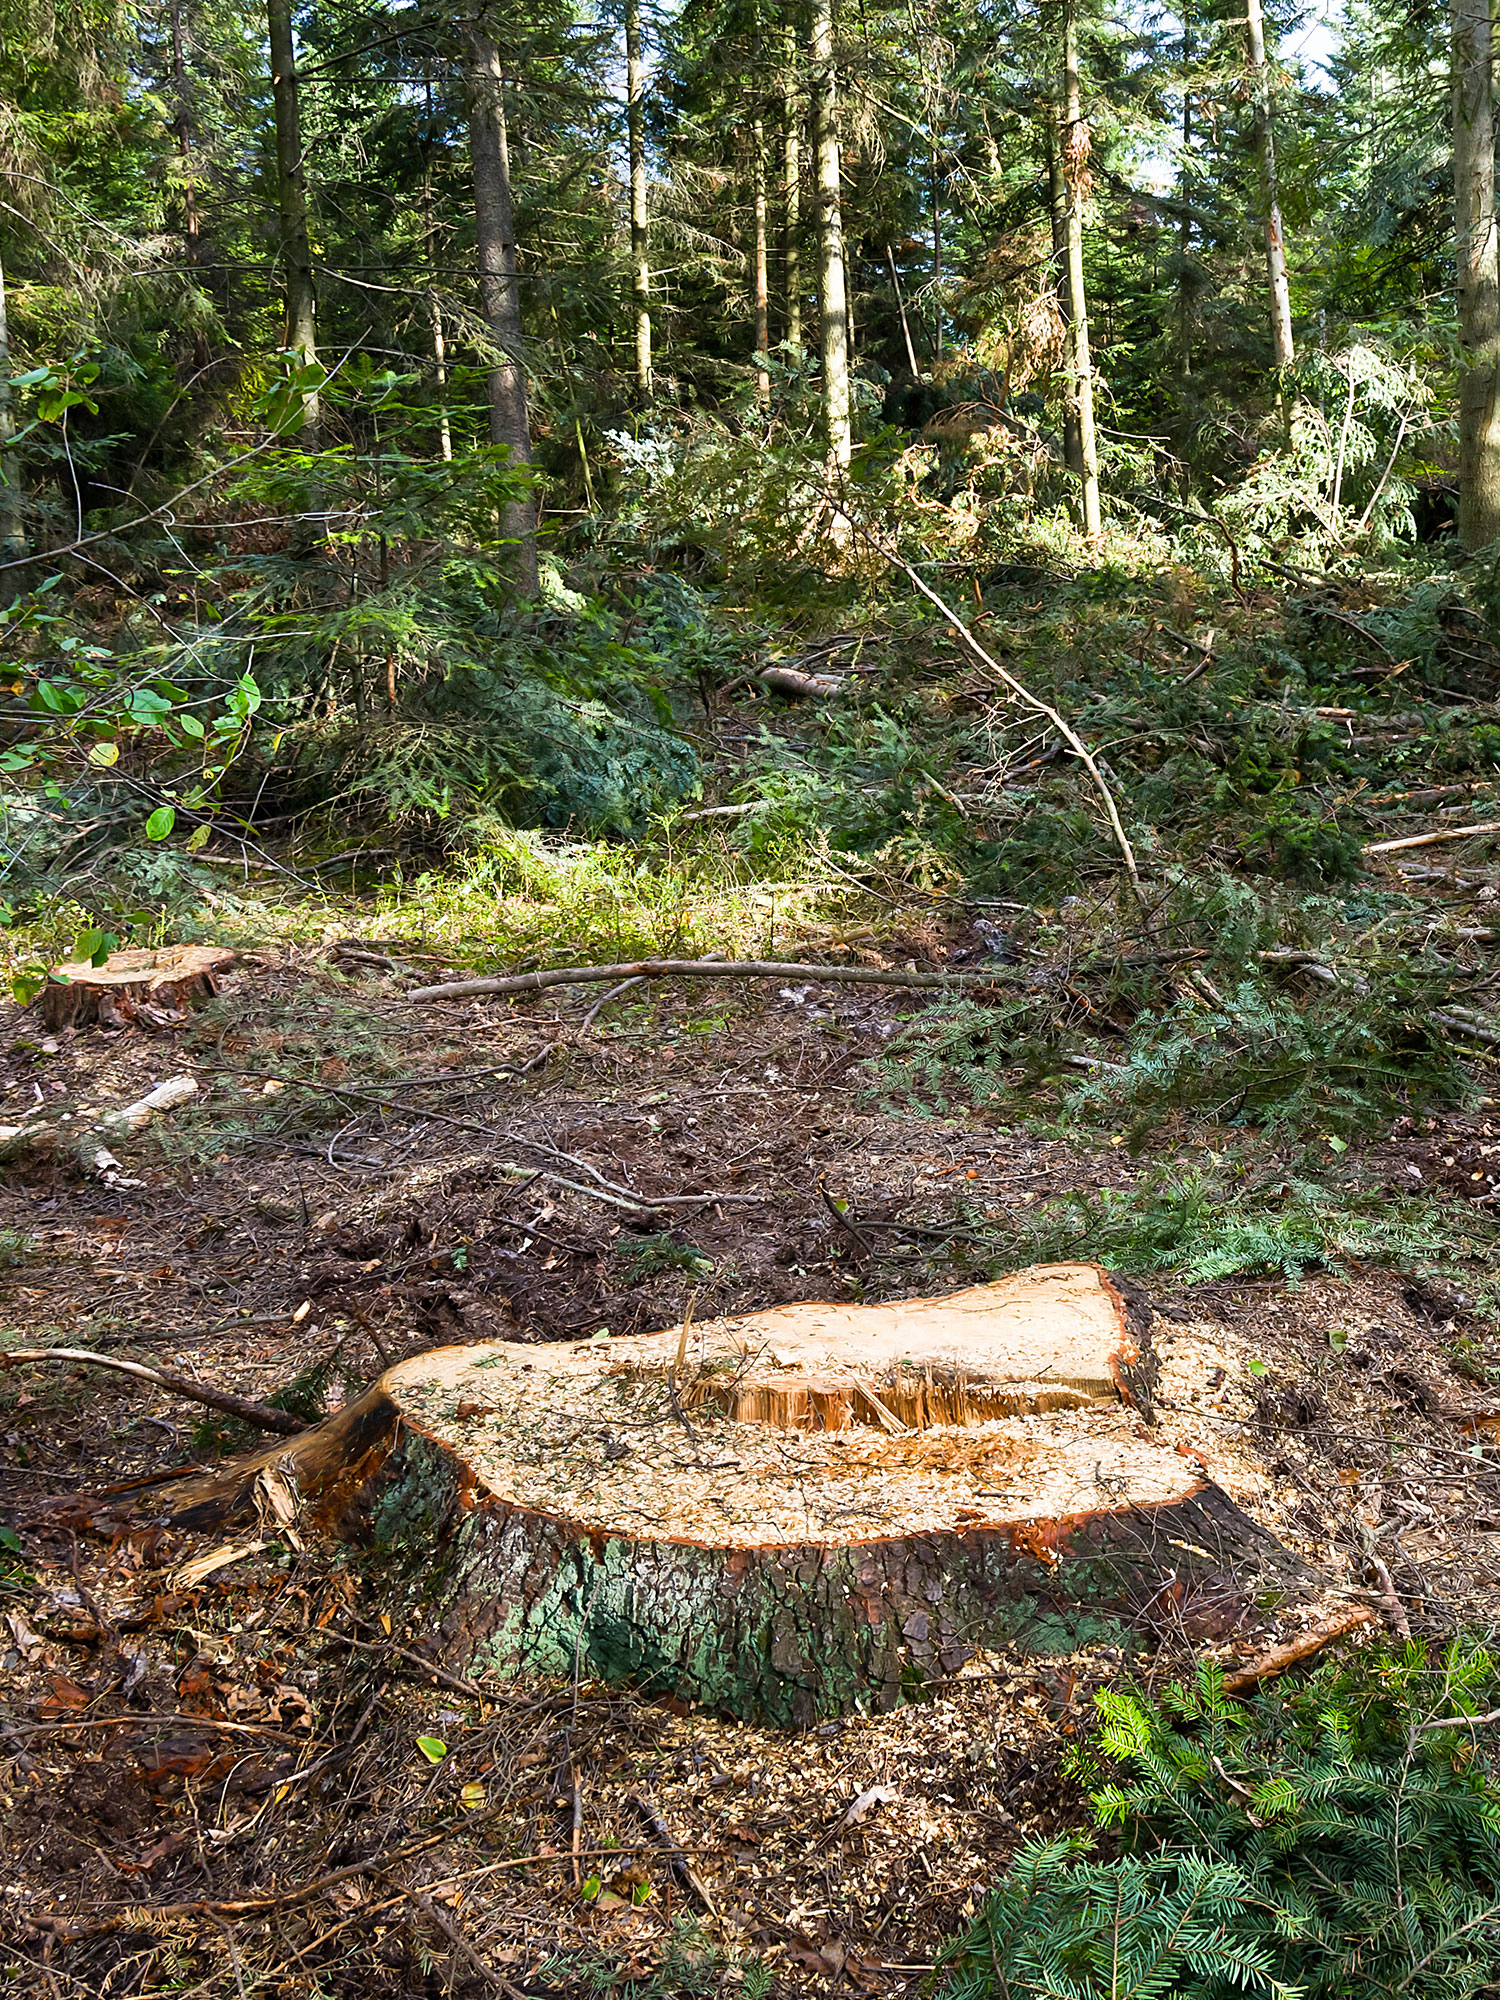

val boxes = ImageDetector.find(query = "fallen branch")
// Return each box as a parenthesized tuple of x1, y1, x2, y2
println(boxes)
(406, 956, 1019, 1005)
(1220, 1605, 1375, 1694)
(0, 1348, 305, 1436)
(758, 664, 846, 697)
(1366, 820, 1500, 856)
(627, 1791, 718, 1916)
(1430, 1008, 1500, 1049)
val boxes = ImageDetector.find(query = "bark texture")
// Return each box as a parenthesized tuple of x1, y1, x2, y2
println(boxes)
(266, 0, 319, 437)
(1060, 0, 1100, 538)
(809, 0, 851, 469)
(1453, 0, 1500, 549)
(0, 253, 22, 562)
(753, 119, 771, 405)
(1046, 135, 1083, 483)
(626, 0, 652, 400)
(1244, 0, 1294, 372)
(462, 15, 540, 594)
(365, 1426, 1307, 1727)
(783, 51, 802, 351)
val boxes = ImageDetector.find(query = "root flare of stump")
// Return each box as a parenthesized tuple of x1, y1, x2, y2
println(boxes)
(151, 1266, 1320, 1726)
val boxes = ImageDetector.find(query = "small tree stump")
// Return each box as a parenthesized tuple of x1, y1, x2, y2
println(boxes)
(172, 1264, 1309, 1725)
(41, 944, 237, 1032)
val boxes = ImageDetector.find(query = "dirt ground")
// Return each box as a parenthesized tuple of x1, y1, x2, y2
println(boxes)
(5, 938, 1500, 1996)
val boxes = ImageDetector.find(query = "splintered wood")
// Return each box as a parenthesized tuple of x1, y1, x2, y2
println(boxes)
(389, 1265, 1166, 1548)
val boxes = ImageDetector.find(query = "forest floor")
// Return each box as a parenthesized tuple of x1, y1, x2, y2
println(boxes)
(5, 919, 1500, 1996)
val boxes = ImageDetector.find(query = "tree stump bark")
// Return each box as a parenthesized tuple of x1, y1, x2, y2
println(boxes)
(41, 945, 237, 1032)
(158, 1265, 1314, 1726)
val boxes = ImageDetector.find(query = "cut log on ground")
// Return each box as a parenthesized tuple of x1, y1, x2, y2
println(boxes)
(40, 944, 237, 1032)
(146, 1266, 1321, 1726)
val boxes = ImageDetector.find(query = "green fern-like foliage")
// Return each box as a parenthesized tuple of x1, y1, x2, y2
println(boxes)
(935, 1645, 1500, 2000)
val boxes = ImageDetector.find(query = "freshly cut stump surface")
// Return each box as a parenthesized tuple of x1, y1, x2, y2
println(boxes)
(347, 1265, 1308, 1724)
(41, 943, 236, 1031)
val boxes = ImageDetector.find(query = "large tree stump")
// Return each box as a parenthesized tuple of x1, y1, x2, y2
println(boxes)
(41, 944, 237, 1032)
(157, 1266, 1313, 1725)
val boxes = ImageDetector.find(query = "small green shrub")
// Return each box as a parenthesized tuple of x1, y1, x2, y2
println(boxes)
(614, 1233, 714, 1285)
(936, 1642, 1500, 2000)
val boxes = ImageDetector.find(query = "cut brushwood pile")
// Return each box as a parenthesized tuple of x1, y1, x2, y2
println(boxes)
(39, 943, 237, 1031)
(149, 1265, 1332, 1727)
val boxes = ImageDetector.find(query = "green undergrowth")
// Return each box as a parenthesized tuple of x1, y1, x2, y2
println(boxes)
(994, 1164, 1494, 1289)
(935, 1640, 1500, 2000)
(536, 1919, 771, 1999)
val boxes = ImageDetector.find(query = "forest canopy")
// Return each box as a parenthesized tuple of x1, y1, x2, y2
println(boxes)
(0, 0, 1489, 889)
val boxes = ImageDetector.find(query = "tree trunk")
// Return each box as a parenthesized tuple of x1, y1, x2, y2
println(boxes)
(809, 0, 850, 469)
(930, 149, 943, 360)
(1454, 0, 1500, 548)
(1244, 0, 1294, 372)
(783, 47, 802, 351)
(626, 0, 652, 400)
(430, 298, 453, 463)
(0, 253, 24, 563)
(1046, 130, 1083, 483)
(462, 16, 539, 596)
(1061, 0, 1101, 539)
(887, 244, 920, 376)
(266, 0, 319, 439)
(753, 118, 771, 405)
(1178, 0, 1192, 385)
(169, 0, 201, 271)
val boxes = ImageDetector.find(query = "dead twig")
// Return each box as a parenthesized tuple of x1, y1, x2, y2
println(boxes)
(0, 1348, 305, 1436)
(822, 498, 1145, 899)
(1220, 1605, 1376, 1694)
(581, 973, 649, 1030)
(1366, 819, 1500, 856)
(627, 1790, 718, 1916)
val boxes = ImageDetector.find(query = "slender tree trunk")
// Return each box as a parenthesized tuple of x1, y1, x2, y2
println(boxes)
(1178, 2, 1191, 382)
(0, 255, 23, 562)
(430, 299, 453, 462)
(1244, 0, 1294, 371)
(1046, 130, 1083, 482)
(753, 119, 771, 405)
(462, 15, 539, 596)
(783, 47, 802, 351)
(626, 0, 652, 400)
(1061, 0, 1100, 538)
(169, 0, 201, 270)
(930, 149, 943, 360)
(887, 244, 919, 376)
(809, 0, 850, 469)
(266, 0, 319, 438)
(1454, 0, 1500, 547)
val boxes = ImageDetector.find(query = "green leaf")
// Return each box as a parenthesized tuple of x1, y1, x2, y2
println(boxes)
(185, 822, 211, 852)
(10, 972, 47, 1006)
(415, 1736, 447, 1763)
(74, 929, 118, 968)
(144, 806, 176, 841)
(580, 1874, 602, 1902)
(178, 712, 205, 739)
(1246, 1359, 1267, 1377)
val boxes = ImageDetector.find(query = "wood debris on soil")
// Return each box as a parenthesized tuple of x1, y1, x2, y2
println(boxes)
(3, 938, 1500, 1991)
